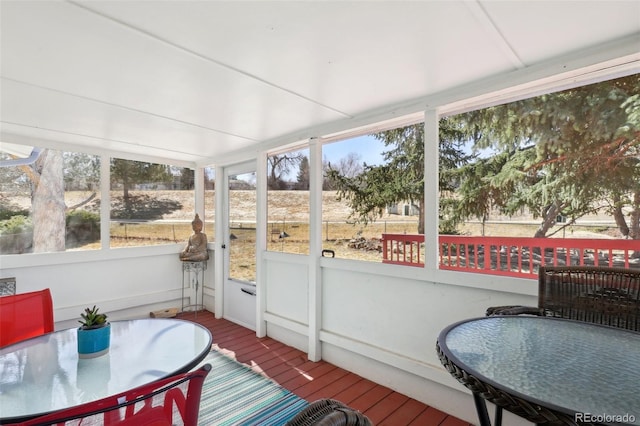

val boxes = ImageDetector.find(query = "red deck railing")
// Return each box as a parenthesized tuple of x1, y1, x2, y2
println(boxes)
(381, 234, 640, 278)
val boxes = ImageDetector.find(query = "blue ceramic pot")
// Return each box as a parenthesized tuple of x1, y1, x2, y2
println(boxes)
(77, 323, 111, 358)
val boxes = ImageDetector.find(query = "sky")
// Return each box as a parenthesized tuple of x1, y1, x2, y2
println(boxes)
(279, 135, 387, 181)
(322, 135, 386, 167)
(226, 134, 388, 183)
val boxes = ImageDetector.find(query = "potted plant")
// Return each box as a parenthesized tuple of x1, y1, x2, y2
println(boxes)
(77, 305, 110, 358)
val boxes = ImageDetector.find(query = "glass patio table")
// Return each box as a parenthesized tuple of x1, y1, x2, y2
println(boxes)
(0, 318, 212, 423)
(437, 316, 640, 426)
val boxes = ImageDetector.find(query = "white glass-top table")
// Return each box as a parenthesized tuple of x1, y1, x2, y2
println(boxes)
(437, 316, 640, 426)
(0, 318, 212, 423)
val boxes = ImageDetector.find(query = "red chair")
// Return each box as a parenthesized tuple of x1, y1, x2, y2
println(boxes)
(0, 288, 54, 348)
(10, 364, 212, 426)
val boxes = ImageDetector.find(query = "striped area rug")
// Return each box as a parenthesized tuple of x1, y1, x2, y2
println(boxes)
(196, 350, 309, 425)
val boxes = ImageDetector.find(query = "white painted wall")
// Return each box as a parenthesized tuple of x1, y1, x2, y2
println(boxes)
(260, 253, 538, 425)
(264, 253, 309, 325)
(1, 243, 215, 330)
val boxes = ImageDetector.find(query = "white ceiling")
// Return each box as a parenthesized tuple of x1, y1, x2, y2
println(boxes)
(1, 0, 639, 166)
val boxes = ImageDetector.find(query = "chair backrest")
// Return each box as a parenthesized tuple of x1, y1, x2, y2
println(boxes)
(538, 266, 640, 331)
(285, 399, 373, 426)
(0, 288, 54, 348)
(11, 363, 212, 426)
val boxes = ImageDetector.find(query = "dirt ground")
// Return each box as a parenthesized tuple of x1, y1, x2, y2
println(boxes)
(10, 189, 620, 239)
(17, 189, 411, 221)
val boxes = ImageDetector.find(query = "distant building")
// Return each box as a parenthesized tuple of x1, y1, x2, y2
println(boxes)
(387, 202, 419, 217)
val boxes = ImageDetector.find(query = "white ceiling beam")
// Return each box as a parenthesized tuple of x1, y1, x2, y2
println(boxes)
(437, 34, 640, 116)
(207, 33, 640, 167)
(0, 131, 197, 168)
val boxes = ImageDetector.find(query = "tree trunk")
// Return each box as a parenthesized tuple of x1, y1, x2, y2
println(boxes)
(630, 190, 640, 241)
(612, 206, 630, 238)
(534, 202, 560, 238)
(32, 150, 66, 252)
(418, 199, 424, 235)
(122, 166, 130, 201)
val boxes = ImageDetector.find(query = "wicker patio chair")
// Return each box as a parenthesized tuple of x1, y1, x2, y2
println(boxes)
(486, 265, 640, 331)
(285, 399, 373, 426)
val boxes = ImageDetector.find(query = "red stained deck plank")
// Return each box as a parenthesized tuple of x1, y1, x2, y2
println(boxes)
(303, 371, 363, 402)
(351, 384, 394, 412)
(293, 366, 350, 399)
(364, 392, 411, 424)
(377, 399, 430, 426)
(179, 311, 472, 426)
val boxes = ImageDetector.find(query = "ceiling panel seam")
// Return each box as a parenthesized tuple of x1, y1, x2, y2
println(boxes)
(465, 0, 525, 69)
(1, 76, 257, 142)
(68, 0, 354, 119)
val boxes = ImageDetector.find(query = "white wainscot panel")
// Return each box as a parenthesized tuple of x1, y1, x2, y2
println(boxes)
(265, 258, 308, 325)
(3, 250, 189, 328)
(321, 268, 504, 367)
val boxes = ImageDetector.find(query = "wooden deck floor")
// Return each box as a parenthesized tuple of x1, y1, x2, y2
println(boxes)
(178, 311, 472, 426)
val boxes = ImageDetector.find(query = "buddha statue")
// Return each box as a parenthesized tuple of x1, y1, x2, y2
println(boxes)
(179, 214, 209, 261)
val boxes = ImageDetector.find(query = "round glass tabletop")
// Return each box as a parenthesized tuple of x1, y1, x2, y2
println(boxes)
(0, 318, 212, 421)
(439, 316, 640, 425)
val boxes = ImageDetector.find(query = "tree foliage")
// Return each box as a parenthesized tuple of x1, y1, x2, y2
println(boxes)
(453, 74, 640, 239)
(110, 158, 172, 200)
(325, 75, 639, 240)
(63, 152, 100, 191)
(327, 119, 473, 234)
(296, 156, 310, 190)
(179, 167, 195, 190)
(0, 153, 32, 194)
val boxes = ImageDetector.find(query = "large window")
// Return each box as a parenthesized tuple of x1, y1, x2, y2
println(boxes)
(445, 75, 639, 242)
(203, 166, 215, 241)
(321, 133, 420, 262)
(109, 159, 194, 248)
(437, 74, 640, 275)
(1, 148, 203, 254)
(266, 148, 310, 255)
(0, 147, 100, 254)
(229, 170, 257, 282)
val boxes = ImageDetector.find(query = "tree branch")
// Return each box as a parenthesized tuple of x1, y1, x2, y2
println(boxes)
(66, 192, 97, 211)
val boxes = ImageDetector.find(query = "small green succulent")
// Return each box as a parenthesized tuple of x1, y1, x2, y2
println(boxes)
(79, 305, 108, 330)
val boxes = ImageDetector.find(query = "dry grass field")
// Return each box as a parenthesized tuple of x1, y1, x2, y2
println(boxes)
(7, 190, 619, 268)
(57, 189, 420, 240)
